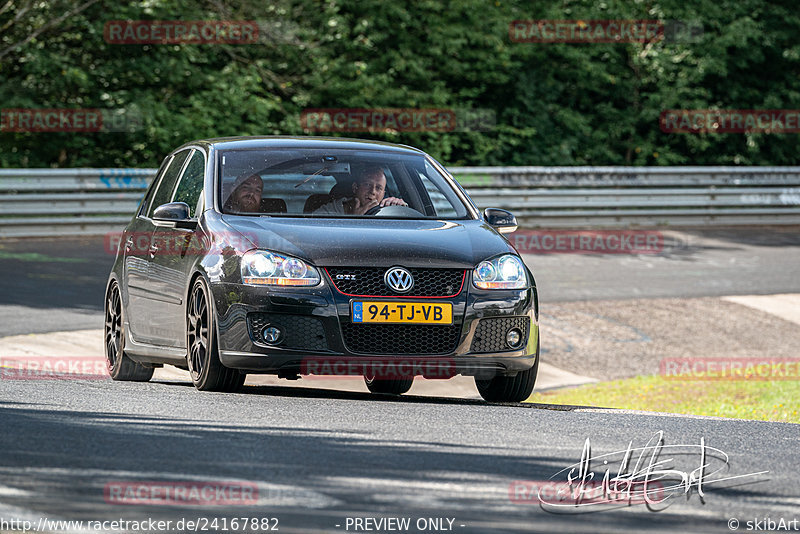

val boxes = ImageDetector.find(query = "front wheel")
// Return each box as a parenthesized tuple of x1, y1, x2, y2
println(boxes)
(364, 373, 414, 395)
(104, 281, 154, 382)
(186, 277, 245, 392)
(475, 342, 539, 403)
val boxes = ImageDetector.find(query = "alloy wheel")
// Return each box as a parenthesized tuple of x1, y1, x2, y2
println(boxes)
(104, 283, 122, 370)
(187, 283, 209, 381)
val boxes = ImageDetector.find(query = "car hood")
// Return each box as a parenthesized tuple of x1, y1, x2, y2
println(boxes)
(221, 216, 515, 268)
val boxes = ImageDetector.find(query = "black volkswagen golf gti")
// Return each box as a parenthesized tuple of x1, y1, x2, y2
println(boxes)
(105, 137, 539, 402)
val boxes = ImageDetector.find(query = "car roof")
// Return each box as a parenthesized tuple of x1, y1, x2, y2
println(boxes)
(174, 136, 427, 155)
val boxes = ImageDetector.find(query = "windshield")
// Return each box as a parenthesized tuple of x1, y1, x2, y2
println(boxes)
(218, 148, 470, 219)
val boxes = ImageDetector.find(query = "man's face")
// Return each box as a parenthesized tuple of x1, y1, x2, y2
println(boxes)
(352, 172, 386, 207)
(232, 174, 263, 212)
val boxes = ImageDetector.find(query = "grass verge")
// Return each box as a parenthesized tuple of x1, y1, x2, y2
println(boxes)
(527, 374, 800, 424)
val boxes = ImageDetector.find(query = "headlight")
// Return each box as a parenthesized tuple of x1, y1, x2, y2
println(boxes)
(473, 255, 526, 290)
(241, 250, 320, 286)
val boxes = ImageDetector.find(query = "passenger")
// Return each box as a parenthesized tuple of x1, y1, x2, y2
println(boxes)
(314, 166, 407, 215)
(224, 173, 263, 213)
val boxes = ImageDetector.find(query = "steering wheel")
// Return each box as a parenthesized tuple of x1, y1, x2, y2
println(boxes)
(364, 204, 383, 216)
(365, 204, 423, 217)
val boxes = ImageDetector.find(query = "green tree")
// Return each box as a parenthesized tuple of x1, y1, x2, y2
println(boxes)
(0, 0, 798, 167)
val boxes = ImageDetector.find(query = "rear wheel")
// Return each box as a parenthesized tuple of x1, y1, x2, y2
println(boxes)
(104, 281, 154, 382)
(475, 340, 539, 403)
(364, 373, 414, 395)
(186, 277, 245, 392)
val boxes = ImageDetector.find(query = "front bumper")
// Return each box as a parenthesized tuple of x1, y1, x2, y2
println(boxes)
(211, 275, 538, 378)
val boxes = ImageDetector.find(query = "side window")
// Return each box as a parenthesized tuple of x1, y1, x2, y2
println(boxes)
(139, 155, 172, 216)
(147, 149, 190, 217)
(172, 150, 205, 218)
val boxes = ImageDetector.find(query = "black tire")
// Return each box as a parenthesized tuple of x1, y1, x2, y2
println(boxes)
(104, 281, 154, 382)
(475, 340, 540, 403)
(186, 277, 245, 392)
(364, 373, 414, 395)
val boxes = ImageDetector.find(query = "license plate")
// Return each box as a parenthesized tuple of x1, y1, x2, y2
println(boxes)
(352, 301, 453, 324)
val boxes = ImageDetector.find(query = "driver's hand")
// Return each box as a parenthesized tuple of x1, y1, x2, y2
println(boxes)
(380, 197, 408, 207)
(352, 197, 379, 215)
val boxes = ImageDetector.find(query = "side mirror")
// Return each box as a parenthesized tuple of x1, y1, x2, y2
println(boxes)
(153, 202, 195, 228)
(484, 208, 518, 234)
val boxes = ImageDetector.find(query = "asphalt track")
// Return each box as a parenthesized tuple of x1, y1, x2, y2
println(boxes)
(0, 380, 796, 534)
(0, 227, 799, 533)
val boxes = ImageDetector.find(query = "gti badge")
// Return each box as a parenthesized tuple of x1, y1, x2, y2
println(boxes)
(384, 266, 414, 293)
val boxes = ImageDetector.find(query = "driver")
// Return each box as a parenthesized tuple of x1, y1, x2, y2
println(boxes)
(313, 166, 407, 215)
(223, 173, 263, 213)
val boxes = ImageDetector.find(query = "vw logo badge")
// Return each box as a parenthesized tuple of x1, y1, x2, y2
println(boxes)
(384, 267, 414, 293)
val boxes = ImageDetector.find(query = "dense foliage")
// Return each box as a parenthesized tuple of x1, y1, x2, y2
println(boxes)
(0, 0, 798, 167)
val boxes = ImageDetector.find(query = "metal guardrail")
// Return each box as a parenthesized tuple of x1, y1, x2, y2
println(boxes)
(453, 166, 800, 227)
(1, 167, 800, 237)
(0, 169, 151, 237)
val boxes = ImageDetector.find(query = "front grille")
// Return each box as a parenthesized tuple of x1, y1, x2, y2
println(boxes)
(470, 317, 530, 353)
(341, 323, 461, 355)
(248, 313, 328, 351)
(326, 267, 465, 297)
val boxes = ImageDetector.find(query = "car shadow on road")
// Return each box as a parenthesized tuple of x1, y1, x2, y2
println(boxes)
(151, 379, 594, 411)
(0, 400, 763, 533)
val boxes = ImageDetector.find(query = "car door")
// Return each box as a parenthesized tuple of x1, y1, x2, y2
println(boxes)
(148, 148, 207, 347)
(124, 154, 172, 341)
(126, 148, 191, 344)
